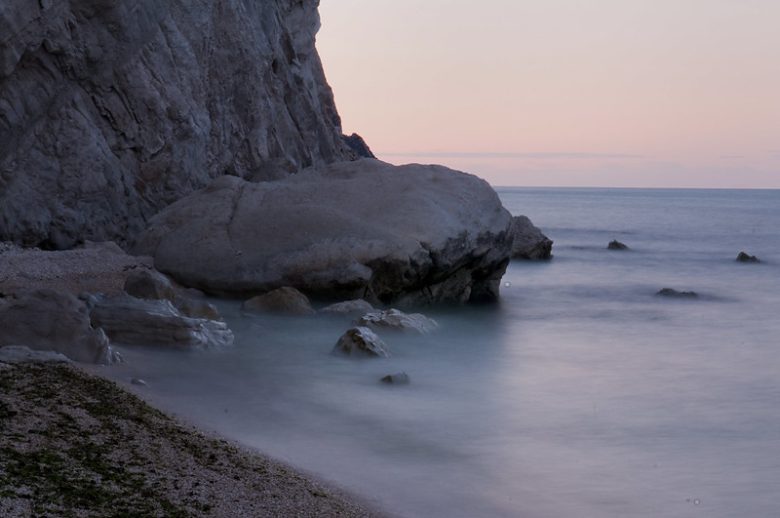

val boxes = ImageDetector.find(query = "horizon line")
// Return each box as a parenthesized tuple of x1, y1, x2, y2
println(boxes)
(379, 151, 645, 160)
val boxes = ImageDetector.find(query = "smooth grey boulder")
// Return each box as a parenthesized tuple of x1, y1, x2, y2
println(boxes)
(320, 299, 375, 316)
(509, 216, 553, 260)
(656, 288, 699, 299)
(0, 0, 359, 247)
(357, 309, 439, 334)
(736, 251, 760, 263)
(90, 295, 233, 349)
(0, 290, 119, 364)
(608, 240, 629, 250)
(124, 269, 222, 320)
(134, 159, 513, 306)
(380, 372, 410, 385)
(332, 327, 389, 358)
(242, 287, 316, 316)
(0, 345, 70, 364)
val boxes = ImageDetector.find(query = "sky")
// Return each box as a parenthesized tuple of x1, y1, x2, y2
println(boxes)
(317, 0, 780, 188)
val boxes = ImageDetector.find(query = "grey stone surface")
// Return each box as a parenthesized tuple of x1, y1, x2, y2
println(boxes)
(509, 216, 553, 260)
(90, 294, 233, 348)
(134, 159, 513, 306)
(242, 287, 316, 316)
(380, 372, 410, 385)
(0, 0, 357, 247)
(0, 289, 119, 364)
(320, 299, 375, 316)
(357, 309, 439, 334)
(124, 268, 222, 320)
(332, 327, 389, 358)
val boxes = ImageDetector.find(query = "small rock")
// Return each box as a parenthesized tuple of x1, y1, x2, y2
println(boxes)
(131, 378, 147, 386)
(320, 299, 375, 316)
(380, 372, 410, 385)
(656, 288, 699, 298)
(242, 287, 315, 316)
(124, 269, 178, 301)
(333, 327, 389, 358)
(736, 251, 760, 263)
(357, 309, 438, 334)
(509, 215, 553, 260)
(607, 240, 629, 250)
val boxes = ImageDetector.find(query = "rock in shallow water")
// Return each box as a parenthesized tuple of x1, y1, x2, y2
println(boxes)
(0, 290, 120, 364)
(90, 295, 233, 349)
(133, 159, 512, 306)
(380, 372, 410, 385)
(357, 309, 439, 334)
(242, 287, 316, 316)
(333, 327, 389, 358)
(509, 216, 553, 260)
(319, 299, 375, 316)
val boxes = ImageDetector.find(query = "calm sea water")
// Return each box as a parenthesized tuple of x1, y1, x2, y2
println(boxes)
(103, 188, 780, 517)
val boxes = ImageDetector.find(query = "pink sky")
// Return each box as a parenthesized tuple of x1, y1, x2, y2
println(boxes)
(317, 0, 780, 188)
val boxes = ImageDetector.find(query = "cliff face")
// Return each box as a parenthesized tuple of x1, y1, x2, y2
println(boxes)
(0, 0, 354, 248)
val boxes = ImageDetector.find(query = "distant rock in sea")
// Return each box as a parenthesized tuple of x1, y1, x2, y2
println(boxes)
(736, 251, 760, 263)
(381, 372, 411, 385)
(656, 288, 699, 299)
(608, 240, 630, 250)
(133, 159, 513, 306)
(509, 216, 553, 260)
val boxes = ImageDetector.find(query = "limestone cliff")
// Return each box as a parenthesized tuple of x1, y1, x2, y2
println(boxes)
(0, 0, 356, 248)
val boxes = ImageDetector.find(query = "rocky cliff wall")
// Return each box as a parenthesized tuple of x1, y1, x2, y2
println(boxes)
(0, 0, 355, 248)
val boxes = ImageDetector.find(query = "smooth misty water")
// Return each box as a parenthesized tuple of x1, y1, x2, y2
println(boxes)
(103, 188, 780, 517)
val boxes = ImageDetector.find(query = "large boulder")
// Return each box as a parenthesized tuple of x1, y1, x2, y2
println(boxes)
(124, 269, 222, 320)
(133, 159, 513, 306)
(90, 295, 233, 349)
(509, 216, 553, 260)
(242, 287, 316, 316)
(357, 309, 439, 334)
(332, 327, 389, 358)
(0, 0, 359, 247)
(0, 290, 119, 364)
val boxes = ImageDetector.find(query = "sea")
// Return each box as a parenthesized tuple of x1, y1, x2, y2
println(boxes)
(102, 187, 780, 517)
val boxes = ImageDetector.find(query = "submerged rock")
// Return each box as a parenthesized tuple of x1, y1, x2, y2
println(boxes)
(90, 295, 233, 349)
(509, 216, 553, 260)
(320, 299, 375, 316)
(357, 309, 439, 334)
(0, 290, 120, 364)
(333, 327, 389, 358)
(133, 159, 512, 306)
(380, 372, 410, 385)
(242, 287, 316, 316)
(736, 251, 760, 263)
(131, 378, 148, 387)
(608, 240, 629, 250)
(656, 288, 699, 299)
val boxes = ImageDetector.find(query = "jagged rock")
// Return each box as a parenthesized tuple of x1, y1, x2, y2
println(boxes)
(332, 327, 389, 358)
(380, 372, 410, 385)
(133, 159, 513, 306)
(124, 268, 222, 320)
(509, 215, 553, 260)
(0, 0, 358, 247)
(656, 288, 699, 299)
(608, 240, 629, 250)
(0, 290, 119, 364)
(342, 133, 375, 158)
(357, 309, 439, 334)
(90, 295, 233, 348)
(736, 251, 760, 263)
(0, 345, 71, 364)
(242, 287, 316, 316)
(320, 299, 375, 316)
